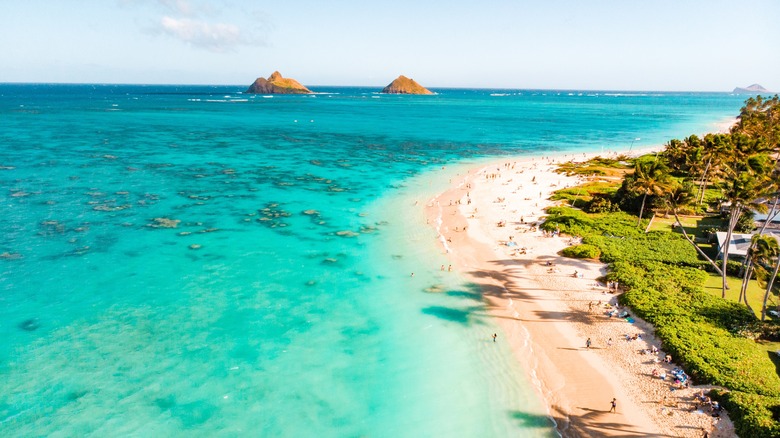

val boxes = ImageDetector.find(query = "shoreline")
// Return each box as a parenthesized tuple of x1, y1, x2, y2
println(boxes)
(424, 149, 735, 437)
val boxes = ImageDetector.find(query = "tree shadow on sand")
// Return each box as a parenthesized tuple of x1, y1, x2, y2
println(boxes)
(509, 405, 678, 438)
(461, 259, 616, 327)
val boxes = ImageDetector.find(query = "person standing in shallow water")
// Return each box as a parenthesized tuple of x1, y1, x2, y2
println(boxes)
(492, 333, 497, 342)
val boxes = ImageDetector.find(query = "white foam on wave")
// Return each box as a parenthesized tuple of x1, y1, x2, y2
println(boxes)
(429, 198, 452, 253)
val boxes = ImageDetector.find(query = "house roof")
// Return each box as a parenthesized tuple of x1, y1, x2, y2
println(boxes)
(754, 211, 780, 223)
(715, 232, 753, 257)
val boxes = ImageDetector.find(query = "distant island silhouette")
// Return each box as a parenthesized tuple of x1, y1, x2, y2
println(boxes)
(733, 84, 772, 94)
(381, 75, 433, 95)
(246, 71, 311, 94)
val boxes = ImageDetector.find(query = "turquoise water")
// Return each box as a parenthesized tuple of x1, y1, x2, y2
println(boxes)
(0, 84, 746, 436)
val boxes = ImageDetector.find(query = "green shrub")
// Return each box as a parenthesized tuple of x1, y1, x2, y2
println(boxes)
(585, 195, 620, 213)
(561, 244, 601, 259)
(711, 390, 780, 438)
(715, 260, 744, 277)
(736, 210, 756, 233)
(543, 192, 780, 436)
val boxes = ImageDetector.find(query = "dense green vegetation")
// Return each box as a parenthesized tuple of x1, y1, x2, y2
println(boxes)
(554, 155, 633, 177)
(544, 95, 780, 436)
(544, 205, 780, 437)
(560, 243, 600, 259)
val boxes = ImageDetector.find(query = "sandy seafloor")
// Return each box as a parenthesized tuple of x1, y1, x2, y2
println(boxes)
(0, 84, 747, 436)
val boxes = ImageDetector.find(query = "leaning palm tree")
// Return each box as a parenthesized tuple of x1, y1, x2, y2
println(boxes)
(738, 192, 780, 297)
(664, 181, 724, 276)
(631, 158, 670, 227)
(738, 234, 779, 314)
(718, 151, 772, 297)
(761, 243, 780, 321)
(696, 134, 732, 205)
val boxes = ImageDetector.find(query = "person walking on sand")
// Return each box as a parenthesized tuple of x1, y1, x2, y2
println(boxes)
(586, 338, 592, 349)
(492, 333, 497, 342)
(609, 398, 617, 413)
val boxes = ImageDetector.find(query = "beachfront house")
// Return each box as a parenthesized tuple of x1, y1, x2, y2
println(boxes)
(755, 210, 780, 230)
(715, 232, 753, 260)
(715, 231, 780, 261)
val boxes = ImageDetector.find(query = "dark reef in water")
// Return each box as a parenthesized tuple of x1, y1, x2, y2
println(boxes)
(18, 318, 41, 332)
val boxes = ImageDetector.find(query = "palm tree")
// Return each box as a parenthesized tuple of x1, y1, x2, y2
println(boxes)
(696, 134, 732, 205)
(761, 244, 780, 321)
(738, 235, 779, 314)
(664, 181, 724, 276)
(732, 95, 780, 149)
(739, 193, 780, 297)
(718, 150, 772, 297)
(630, 158, 670, 227)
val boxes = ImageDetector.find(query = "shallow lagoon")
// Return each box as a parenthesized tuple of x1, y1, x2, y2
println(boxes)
(0, 85, 745, 435)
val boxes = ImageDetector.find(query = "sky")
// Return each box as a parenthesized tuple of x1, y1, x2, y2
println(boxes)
(1, 0, 778, 91)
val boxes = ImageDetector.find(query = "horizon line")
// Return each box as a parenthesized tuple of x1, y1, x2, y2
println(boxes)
(2, 81, 775, 95)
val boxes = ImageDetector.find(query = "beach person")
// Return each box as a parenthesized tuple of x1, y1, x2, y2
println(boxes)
(448, 264, 452, 272)
(492, 333, 497, 342)
(607, 337, 613, 347)
(588, 301, 593, 312)
(441, 265, 445, 271)
(586, 338, 592, 349)
(609, 398, 617, 413)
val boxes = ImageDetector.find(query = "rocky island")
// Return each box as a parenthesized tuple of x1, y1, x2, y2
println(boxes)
(733, 84, 771, 94)
(246, 71, 311, 94)
(381, 75, 433, 95)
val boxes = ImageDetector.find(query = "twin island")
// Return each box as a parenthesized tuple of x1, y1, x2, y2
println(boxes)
(246, 71, 433, 95)
(246, 73, 772, 96)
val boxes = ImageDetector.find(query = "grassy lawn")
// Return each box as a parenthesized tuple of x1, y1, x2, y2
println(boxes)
(647, 214, 724, 238)
(555, 157, 633, 180)
(703, 274, 778, 319)
(756, 340, 780, 374)
(550, 181, 620, 207)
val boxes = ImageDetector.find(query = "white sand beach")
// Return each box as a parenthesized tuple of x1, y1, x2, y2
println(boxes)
(425, 151, 736, 437)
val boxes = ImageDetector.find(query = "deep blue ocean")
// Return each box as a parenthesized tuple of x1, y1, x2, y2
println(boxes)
(0, 84, 746, 436)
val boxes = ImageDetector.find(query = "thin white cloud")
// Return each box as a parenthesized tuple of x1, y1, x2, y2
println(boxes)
(120, 0, 271, 52)
(158, 0, 194, 16)
(160, 16, 243, 52)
